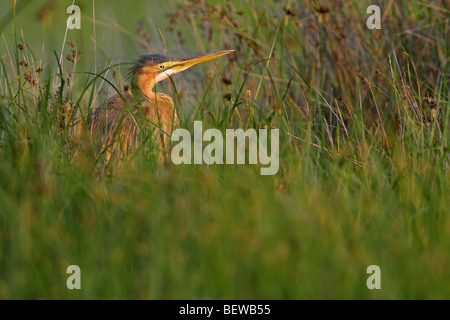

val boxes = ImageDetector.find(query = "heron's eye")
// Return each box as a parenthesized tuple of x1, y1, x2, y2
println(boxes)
(159, 65, 165, 70)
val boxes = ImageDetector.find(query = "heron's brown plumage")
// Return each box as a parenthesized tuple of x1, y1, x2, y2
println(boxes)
(88, 50, 234, 162)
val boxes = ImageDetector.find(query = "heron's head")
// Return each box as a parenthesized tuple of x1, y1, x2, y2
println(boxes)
(130, 50, 234, 95)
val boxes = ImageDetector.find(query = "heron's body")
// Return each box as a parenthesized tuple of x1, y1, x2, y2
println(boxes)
(88, 50, 233, 162)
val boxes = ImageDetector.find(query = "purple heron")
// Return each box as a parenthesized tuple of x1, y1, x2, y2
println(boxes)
(88, 50, 234, 162)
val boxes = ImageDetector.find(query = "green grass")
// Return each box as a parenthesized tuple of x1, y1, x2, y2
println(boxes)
(0, 0, 449, 299)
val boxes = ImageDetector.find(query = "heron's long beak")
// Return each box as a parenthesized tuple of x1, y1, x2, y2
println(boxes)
(171, 50, 235, 72)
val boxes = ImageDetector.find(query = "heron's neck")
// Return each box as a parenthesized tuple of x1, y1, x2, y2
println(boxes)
(131, 74, 156, 98)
